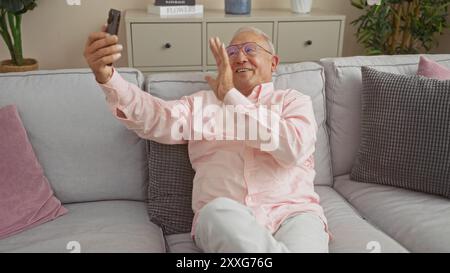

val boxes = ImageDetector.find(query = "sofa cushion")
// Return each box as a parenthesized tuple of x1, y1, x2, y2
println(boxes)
(165, 186, 408, 253)
(334, 175, 450, 252)
(147, 141, 195, 235)
(273, 63, 332, 186)
(417, 56, 450, 80)
(0, 201, 165, 253)
(320, 54, 450, 177)
(310, 186, 407, 253)
(350, 67, 450, 198)
(0, 68, 148, 203)
(145, 72, 208, 236)
(165, 233, 202, 253)
(0, 105, 67, 240)
(145, 62, 333, 235)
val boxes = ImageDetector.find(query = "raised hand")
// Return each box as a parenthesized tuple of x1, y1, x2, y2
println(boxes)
(205, 37, 235, 101)
(83, 24, 123, 84)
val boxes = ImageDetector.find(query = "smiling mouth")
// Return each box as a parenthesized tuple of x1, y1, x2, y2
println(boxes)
(235, 68, 254, 73)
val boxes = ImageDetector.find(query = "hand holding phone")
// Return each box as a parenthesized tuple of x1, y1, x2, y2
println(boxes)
(84, 10, 123, 84)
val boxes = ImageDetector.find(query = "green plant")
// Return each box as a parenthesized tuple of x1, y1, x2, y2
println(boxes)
(0, 0, 37, 65)
(351, 0, 450, 55)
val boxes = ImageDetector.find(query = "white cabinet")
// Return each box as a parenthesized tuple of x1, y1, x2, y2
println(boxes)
(125, 9, 345, 73)
(131, 23, 202, 67)
(278, 21, 341, 63)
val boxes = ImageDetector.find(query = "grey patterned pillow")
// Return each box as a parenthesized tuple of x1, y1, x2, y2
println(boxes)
(350, 67, 450, 198)
(147, 141, 195, 235)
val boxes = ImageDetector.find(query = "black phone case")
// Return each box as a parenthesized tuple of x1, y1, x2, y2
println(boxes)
(106, 9, 121, 66)
(106, 9, 121, 36)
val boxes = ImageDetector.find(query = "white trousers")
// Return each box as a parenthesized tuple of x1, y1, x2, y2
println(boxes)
(194, 197, 329, 253)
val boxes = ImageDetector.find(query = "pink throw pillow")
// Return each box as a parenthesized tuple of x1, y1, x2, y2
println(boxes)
(0, 105, 67, 240)
(417, 56, 450, 80)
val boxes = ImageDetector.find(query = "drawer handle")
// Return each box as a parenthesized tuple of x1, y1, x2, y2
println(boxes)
(164, 43, 172, 49)
(305, 40, 313, 46)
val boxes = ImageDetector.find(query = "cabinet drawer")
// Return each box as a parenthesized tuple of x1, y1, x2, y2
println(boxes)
(206, 22, 273, 66)
(277, 21, 341, 62)
(131, 23, 202, 67)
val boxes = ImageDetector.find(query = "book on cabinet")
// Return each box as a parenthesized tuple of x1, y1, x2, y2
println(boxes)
(147, 4, 203, 16)
(154, 0, 196, 6)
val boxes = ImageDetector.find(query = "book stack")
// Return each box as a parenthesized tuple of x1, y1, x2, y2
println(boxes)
(148, 0, 203, 17)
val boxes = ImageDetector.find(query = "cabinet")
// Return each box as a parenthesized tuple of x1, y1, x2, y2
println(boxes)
(125, 9, 345, 73)
(131, 23, 202, 67)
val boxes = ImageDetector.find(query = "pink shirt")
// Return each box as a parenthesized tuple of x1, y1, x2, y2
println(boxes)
(100, 70, 328, 235)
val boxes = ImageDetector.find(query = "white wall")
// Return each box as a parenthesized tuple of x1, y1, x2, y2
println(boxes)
(0, 0, 448, 69)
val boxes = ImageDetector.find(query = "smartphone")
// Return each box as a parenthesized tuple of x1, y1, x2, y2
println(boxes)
(106, 9, 121, 36)
(106, 9, 121, 66)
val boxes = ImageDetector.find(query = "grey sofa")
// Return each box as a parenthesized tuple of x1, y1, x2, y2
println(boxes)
(0, 54, 449, 253)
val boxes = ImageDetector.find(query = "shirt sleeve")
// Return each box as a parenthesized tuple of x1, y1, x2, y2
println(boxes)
(99, 69, 192, 144)
(221, 88, 318, 168)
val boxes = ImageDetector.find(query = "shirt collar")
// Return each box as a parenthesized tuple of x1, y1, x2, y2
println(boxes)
(247, 82, 274, 100)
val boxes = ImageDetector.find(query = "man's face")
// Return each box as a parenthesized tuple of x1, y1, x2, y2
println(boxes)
(228, 31, 279, 96)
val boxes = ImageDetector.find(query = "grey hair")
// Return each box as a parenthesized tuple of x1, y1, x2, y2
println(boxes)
(232, 27, 276, 54)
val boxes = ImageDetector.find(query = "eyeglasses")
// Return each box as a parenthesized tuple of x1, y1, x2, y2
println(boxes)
(225, 42, 273, 59)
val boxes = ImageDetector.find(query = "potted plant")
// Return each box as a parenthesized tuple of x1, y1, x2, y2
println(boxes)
(351, 0, 449, 55)
(0, 0, 38, 73)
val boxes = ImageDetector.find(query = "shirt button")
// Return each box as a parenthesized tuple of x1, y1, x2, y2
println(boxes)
(245, 196, 252, 204)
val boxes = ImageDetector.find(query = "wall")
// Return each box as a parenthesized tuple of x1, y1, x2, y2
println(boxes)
(0, 0, 448, 70)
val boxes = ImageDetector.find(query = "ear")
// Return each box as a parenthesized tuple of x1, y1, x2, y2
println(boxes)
(271, 55, 280, 72)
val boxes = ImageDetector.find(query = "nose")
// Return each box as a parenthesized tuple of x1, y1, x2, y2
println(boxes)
(234, 49, 248, 64)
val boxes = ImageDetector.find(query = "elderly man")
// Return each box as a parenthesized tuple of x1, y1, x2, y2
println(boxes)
(84, 26, 329, 253)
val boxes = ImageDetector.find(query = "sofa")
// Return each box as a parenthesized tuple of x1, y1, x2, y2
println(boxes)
(0, 54, 449, 253)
